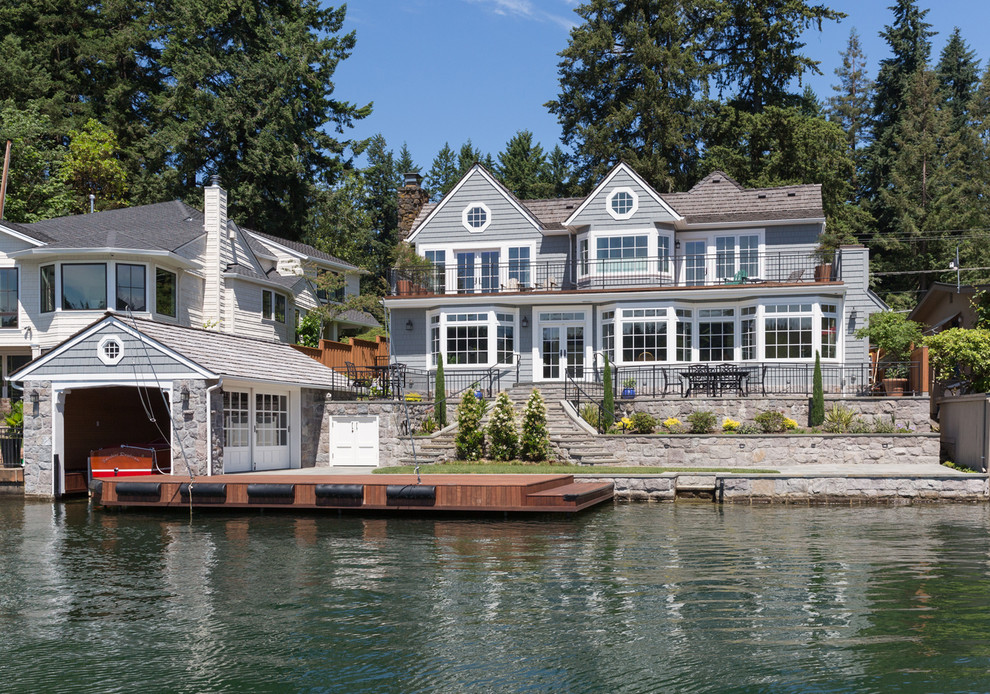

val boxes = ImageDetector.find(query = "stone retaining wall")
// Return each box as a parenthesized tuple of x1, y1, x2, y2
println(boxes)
(602, 432, 939, 467)
(310, 398, 411, 468)
(579, 473, 988, 503)
(616, 396, 931, 430)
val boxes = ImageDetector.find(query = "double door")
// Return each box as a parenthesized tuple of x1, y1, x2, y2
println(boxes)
(223, 388, 291, 472)
(541, 324, 585, 381)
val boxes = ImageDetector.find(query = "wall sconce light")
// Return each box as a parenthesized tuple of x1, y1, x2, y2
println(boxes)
(405, 320, 413, 331)
(31, 391, 39, 416)
(675, 240, 681, 251)
(521, 316, 529, 329)
(180, 384, 190, 410)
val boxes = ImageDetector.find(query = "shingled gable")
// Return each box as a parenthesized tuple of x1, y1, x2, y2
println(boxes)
(13, 314, 346, 390)
(405, 164, 545, 243)
(562, 162, 683, 227)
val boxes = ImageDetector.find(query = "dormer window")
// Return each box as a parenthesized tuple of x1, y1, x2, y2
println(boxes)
(462, 203, 491, 232)
(606, 188, 638, 220)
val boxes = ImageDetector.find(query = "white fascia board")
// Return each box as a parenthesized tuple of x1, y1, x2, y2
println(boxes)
(43, 372, 205, 385)
(406, 165, 543, 244)
(0, 224, 47, 247)
(222, 271, 300, 293)
(244, 230, 363, 275)
(563, 162, 684, 227)
(7, 247, 198, 268)
(220, 375, 339, 391)
(678, 217, 826, 230)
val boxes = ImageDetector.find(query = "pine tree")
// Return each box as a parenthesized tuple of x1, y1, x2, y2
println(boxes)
(544, 145, 577, 197)
(457, 140, 483, 177)
(425, 143, 459, 202)
(936, 28, 980, 129)
(396, 143, 418, 176)
(520, 390, 552, 462)
(828, 29, 874, 175)
(495, 130, 552, 199)
(811, 351, 824, 427)
(0, 105, 72, 223)
(546, 0, 709, 192)
(486, 392, 519, 461)
(454, 391, 485, 461)
(435, 354, 447, 428)
(363, 134, 398, 282)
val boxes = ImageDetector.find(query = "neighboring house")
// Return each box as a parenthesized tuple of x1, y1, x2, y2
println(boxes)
(909, 282, 987, 334)
(385, 163, 885, 384)
(0, 180, 377, 397)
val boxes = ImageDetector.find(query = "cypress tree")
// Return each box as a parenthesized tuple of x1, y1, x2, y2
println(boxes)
(811, 351, 824, 427)
(455, 391, 485, 461)
(435, 354, 447, 428)
(602, 355, 615, 431)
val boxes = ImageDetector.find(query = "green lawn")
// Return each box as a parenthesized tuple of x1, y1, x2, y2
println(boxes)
(374, 463, 779, 475)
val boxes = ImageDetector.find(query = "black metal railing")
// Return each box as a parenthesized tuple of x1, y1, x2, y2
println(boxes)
(564, 373, 612, 433)
(390, 251, 838, 296)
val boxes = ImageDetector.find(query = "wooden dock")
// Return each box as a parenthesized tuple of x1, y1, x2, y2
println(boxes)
(97, 473, 614, 514)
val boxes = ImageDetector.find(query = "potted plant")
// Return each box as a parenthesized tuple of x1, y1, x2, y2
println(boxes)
(1, 400, 23, 468)
(472, 382, 484, 400)
(812, 244, 835, 282)
(393, 242, 435, 295)
(621, 377, 637, 399)
(855, 312, 922, 396)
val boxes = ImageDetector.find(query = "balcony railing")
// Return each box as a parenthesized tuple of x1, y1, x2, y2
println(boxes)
(389, 252, 838, 296)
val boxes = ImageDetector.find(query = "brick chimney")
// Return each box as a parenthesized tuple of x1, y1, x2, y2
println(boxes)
(397, 172, 429, 241)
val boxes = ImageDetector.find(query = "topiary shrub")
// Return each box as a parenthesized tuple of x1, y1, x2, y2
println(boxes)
(602, 355, 615, 430)
(455, 391, 485, 460)
(755, 410, 787, 433)
(687, 410, 717, 434)
(629, 412, 656, 434)
(811, 350, 824, 427)
(486, 392, 519, 461)
(520, 389, 552, 461)
(435, 354, 447, 428)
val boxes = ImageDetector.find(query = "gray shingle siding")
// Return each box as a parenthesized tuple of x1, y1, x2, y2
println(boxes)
(389, 308, 428, 371)
(24, 328, 194, 378)
(766, 224, 821, 248)
(569, 168, 677, 230)
(838, 246, 881, 365)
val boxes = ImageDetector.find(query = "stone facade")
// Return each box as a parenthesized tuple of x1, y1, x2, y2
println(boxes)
(602, 433, 940, 467)
(619, 396, 932, 431)
(22, 381, 52, 498)
(170, 379, 223, 476)
(309, 396, 413, 467)
(397, 177, 430, 241)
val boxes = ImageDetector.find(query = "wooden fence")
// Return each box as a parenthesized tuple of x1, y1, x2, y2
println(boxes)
(292, 335, 389, 374)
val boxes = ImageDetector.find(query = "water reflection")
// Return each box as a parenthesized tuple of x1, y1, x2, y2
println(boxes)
(2, 501, 990, 693)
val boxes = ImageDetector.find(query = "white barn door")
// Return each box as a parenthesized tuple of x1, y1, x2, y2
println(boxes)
(331, 416, 379, 467)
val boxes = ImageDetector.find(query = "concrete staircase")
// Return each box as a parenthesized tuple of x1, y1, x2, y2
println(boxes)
(399, 383, 622, 467)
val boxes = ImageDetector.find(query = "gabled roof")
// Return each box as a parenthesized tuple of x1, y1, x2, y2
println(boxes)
(13, 314, 348, 390)
(563, 162, 683, 226)
(243, 228, 360, 271)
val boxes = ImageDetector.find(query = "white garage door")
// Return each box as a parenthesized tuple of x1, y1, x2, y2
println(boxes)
(330, 416, 379, 467)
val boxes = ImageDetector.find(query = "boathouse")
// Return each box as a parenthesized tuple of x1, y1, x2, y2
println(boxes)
(12, 314, 404, 498)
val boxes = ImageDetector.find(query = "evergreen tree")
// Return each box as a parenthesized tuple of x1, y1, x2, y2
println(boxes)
(362, 134, 398, 281)
(828, 29, 874, 172)
(546, 0, 710, 192)
(496, 130, 552, 199)
(435, 354, 447, 428)
(936, 28, 980, 129)
(486, 392, 519, 461)
(396, 143, 418, 176)
(305, 170, 376, 272)
(455, 391, 485, 461)
(425, 143, 459, 202)
(457, 140, 483, 176)
(520, 389, 552, 462)
(544, 145, 577, 197)
(0, 105, 71, 222)
(811, 351, 824, 427)
(709, 0, 845, 114)
(602, 355, 614, 431)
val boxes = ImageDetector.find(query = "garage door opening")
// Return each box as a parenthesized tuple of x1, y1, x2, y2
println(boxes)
(63, 386, 171, 494)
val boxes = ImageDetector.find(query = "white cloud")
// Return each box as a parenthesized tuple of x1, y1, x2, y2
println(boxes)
(463, 0, 576, 31)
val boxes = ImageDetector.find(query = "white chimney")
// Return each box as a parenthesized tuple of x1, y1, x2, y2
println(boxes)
(203, 176, 228, 328)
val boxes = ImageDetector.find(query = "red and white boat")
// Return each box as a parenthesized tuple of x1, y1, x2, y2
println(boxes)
(89, 443, 171, 479)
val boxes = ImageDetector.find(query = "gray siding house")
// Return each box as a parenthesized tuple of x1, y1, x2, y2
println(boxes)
(385, 163, 885, 385)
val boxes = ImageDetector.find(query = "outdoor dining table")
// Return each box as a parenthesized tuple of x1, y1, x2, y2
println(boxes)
(680, 365, 757, 397)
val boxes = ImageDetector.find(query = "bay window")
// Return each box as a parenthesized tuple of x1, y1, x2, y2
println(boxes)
(821, 304, 838, 359)
(764, 303, 813, 359)
(0, 268, 16, 327)
(429, 310, 518, 368)
(40, 265, 55, 313)
(675, 309, 692, 362)
(596, 235, 648, 274)
(740, 306, 757, 360)
(621, 308, 667, 362)
(62, 263, 106, 310)
(496, 312, 515, 365)
(601, 310, 614, 363)
(116, 263, 146, 311)
(156, 268, 177, 317)
(445, 313, 488, 365)
(262, 290, 286, 322)
(699, 308, 735, 361)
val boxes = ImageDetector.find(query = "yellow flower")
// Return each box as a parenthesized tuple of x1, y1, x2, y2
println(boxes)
(663, 417, 681, 429)
(722, 417, 741, 432)
(619, 417, 633, 429)
(784, 417, 798, 430)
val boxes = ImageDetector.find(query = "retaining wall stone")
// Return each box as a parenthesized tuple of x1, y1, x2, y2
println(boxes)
(22, 381, 52, 498)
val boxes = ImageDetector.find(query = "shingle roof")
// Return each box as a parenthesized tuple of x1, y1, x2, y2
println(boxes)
(335, 308, 380, 328)
(407, 169, 824, 235)
(224, 263, 305, 291)
(244, 228, 358, 270)
(17, 201, 207, 251)
(127, 316, 347, 389)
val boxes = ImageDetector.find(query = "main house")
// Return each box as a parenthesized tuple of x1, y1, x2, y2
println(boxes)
(385, 163, 884, 389)
(6, 181, 382, 498)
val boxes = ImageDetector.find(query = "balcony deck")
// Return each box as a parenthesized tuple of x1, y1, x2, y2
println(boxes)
(389, 253, 838, 298)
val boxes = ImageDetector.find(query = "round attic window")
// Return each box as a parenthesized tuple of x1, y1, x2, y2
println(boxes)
(462, 203, 491, 232)
(97, 335, 125, 366)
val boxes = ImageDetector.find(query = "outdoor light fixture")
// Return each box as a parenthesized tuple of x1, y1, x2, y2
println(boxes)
(521, 316, 529, 328)
(405, 320, 413, 331)
(31, 391, 39, 416)
(675, 240, 681, 250)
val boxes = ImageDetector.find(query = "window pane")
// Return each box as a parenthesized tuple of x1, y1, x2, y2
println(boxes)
(156, 268, 176, 317)
(262, 291, 272, 318)
(116, 263, 146, 311)
(446, 325, 488, 365)
(274, 294, 286, 323)
(0, 269, 16, 328)
(40, 265, 55, 313)
(622, 320, 666, 362)
(62, 264, 106, 310)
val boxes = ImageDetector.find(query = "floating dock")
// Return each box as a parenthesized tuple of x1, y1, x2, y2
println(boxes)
(97, 473, 614, 514)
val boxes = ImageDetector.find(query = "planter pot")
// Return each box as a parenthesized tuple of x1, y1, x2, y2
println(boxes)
(395, 279, 428, 296)
(814, 263, 833, 282)
(621, 388, 636, 399)
(474, 390, 484, 400)
(0, 436, 21, 468)
(882, 378, 909, 396)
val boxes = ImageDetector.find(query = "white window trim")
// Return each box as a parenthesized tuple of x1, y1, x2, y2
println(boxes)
(97, 334, 125, 366)
(426, 307, 518, 370)
(674, 229, 766, 283)
(581, 228, 657, 282)
(461, 202, 492, 233)
(531, 305, 592, 382)
(419, 242, 537, 294)
(153, 266, 179, 321)
(606, 186, 639, 220)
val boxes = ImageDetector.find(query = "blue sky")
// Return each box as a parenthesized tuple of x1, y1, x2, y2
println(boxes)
(334, 1, 990, 172)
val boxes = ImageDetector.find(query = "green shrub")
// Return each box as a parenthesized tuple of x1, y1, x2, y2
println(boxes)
(924, 328, 990, 393)
(871, 414, 897, 434)
(630, 412, 656, 434)
(417, 415, 438, 435)
(662, 417, 683, 433)
(602, 355, 614, 428)
(520, 390, 552, 461)
(579, 403, 600, 430)
(435, 354, 447, 428)
(823, 404, 857, 434)
(4, 400, 22, 431)
(687, 410, 717, 434)
(486, 393, 519, 461)
(455, 391, 485, 460)
(737, 424, 762, 435)
(811, 350, 824, 426)
(755, 410, 787, 433)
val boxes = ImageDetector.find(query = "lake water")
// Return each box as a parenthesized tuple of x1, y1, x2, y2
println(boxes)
(3, 499, 990, 693)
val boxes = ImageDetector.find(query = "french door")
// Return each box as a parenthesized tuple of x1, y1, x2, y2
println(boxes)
(540, 324, 585, 381)
(223, 388, 291, 472)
